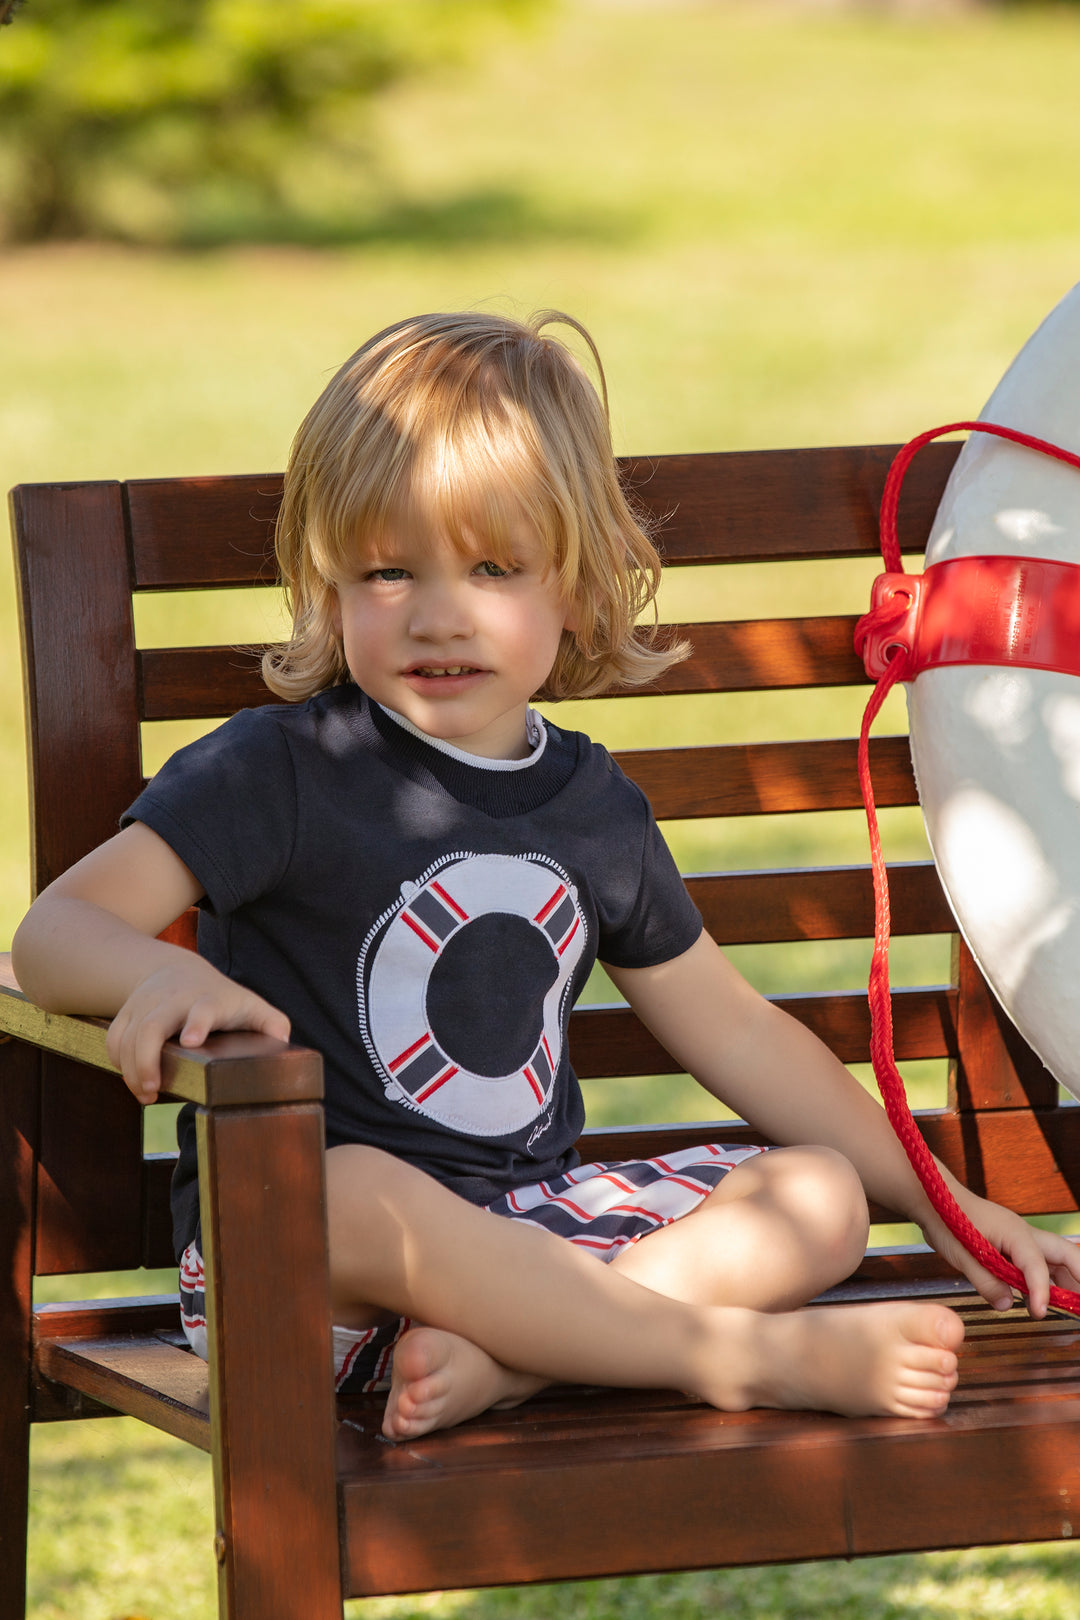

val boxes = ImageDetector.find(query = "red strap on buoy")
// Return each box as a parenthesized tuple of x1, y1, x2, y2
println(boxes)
(859, 556, 1080, 683)
(855, 419, 1080, 1316)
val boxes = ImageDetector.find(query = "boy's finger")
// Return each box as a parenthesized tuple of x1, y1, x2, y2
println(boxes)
(131, 1022, 165, 1103)
(965, 1258, 1013, 1313)
(254, 1002, 291, 1042)
(179, 1011, 212, 1048)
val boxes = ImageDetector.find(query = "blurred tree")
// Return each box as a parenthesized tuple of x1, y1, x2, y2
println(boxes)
(0, 0, 544, 243)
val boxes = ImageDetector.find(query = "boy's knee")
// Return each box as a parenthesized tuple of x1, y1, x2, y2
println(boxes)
(759, 1145, 869, 1263)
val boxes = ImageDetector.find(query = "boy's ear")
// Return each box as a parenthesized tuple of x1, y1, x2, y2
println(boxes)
(329, 593, 342, 638)
(562, 591, 584, 635)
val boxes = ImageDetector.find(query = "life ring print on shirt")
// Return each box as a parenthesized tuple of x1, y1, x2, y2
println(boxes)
(357, 852, 588, 1137)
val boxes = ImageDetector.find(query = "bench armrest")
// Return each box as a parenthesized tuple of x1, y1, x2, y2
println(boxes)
(0, 952, 322, 1108)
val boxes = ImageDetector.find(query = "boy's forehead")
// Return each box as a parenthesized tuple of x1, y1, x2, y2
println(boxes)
(354, 497, 544, 563)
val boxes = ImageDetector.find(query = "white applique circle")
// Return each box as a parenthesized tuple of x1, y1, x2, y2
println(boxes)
(357, 852, 587, 1136)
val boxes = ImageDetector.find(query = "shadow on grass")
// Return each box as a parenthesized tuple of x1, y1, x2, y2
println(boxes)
(175, 186, 645, 251)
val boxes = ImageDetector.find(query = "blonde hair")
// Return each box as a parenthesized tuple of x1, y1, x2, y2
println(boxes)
(263, 309, 688, 702)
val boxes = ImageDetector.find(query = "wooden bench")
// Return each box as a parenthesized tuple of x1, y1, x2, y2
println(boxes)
(4, 445, 1080, 1619)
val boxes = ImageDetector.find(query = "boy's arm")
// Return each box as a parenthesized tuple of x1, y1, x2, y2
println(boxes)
(606, 930, 1080, 1315)
(12, 822, 290, 1103)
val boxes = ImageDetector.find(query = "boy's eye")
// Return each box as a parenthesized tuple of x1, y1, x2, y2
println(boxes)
(473, 560, 512, 578)
(367, 567, 410, 582)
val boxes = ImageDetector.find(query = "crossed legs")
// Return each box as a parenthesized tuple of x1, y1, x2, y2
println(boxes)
(325, 1143, 963, 1440)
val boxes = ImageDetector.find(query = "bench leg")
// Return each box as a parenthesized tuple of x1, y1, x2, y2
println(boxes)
(0, 1043, 39, 1619)
(198, 1103, 342, 1620)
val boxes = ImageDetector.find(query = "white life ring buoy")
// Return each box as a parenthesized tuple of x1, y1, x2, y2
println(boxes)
(357, 851, 587, 1136)
(904, 284, 1080, 1096)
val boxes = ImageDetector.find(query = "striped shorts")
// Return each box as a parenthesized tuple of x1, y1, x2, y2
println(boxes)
(178, 1141, 767, 1395)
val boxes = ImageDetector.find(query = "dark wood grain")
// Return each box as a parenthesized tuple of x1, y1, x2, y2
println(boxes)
(36, 1054, 143, 1276)
(341, 1406, 853, 1591)
(10, 483, 144, 893)
(34, 1297, 182, 1339)
(138, 617, 871, 723)
(617, 734, 917, 819)
(951, 937, 1059, 1112)
(198, 1104, 341, 1618)
(143, 1152, 179, 1270)
(127, 474, 283, 589)
(620, 441, 961, 565)
(337, 1307, 1080, 1594)
(139, 644, 273, 720)
(686, 861, 950, 944)
(0, 1040, 38, 1619)
(35, 1334, 210, 1449)
(120, 442, 960, 589)
(570, 985, 957, 1076)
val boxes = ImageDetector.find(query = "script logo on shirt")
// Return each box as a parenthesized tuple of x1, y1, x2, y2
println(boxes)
(357, 852, 587, 1137)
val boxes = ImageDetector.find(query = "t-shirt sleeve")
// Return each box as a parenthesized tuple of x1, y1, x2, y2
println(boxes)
(121, 708, 298, 916)
(595, 771, 703, 970)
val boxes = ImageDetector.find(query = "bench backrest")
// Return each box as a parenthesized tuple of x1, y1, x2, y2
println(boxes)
(11, 444, 1076, 1284)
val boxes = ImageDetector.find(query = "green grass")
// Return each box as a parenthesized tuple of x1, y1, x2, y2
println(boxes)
(12, 1, 1080, 1613)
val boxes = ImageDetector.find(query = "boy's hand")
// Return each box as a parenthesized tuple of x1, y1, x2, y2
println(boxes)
(106, 957, 291, 1104)
(919, 1181, 1080, 1318)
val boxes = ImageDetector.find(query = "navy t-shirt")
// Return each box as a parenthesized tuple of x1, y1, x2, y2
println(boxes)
(123, 686, 702, 1258)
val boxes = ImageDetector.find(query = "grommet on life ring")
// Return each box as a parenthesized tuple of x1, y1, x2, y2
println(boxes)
(358, 851, 587, 1137)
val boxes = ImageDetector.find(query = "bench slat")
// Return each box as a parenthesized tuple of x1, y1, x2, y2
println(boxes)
(688, 862, 950, 943)
(618, 736, 915, 817)
(577, 1106, 1080, 1217)
(570, 986, 957, 1076)
(137, 618, 868, 723)
(336, 1306, 1080, 1595)
(622, 441, 960, 565)
(35, 1335, 210, 1450)
(122, 443, 962, 587)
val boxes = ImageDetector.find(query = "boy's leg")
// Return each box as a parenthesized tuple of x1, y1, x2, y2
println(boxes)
(609, 1144, 870, 1310)
(326, 1144, 963, 1438)
(378, 1145, 865, 1436)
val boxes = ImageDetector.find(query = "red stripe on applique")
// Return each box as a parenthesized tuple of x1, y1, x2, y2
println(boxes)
(430, 881, 468, 920)
(523, 1066, 545, 1104)
(403, 912, 440, 951)
(534, 885, 566, 923)
(389, 1032, 430, 1071)
(556, 917, 581, 955)
(415, 1065, 459, 1104)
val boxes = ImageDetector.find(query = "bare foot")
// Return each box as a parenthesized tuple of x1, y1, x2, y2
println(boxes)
(383, 1326, 545, 1440)
(733, 1300, 964, 1420)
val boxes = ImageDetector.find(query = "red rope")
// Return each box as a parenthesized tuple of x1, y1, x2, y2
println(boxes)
(858, 419, 1080, 1316)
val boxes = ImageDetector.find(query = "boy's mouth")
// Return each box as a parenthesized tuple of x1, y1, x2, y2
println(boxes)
(408, 665, 485, 678)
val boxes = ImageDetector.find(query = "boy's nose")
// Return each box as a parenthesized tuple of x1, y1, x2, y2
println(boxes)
(409, 584, 473, 642)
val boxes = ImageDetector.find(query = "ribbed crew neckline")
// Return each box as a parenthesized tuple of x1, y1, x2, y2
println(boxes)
(357, 692, 579, 818)
(378, 702, 548, 771)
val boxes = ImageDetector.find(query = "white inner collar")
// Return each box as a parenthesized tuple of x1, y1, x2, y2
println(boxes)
(379, 704, 548, 771)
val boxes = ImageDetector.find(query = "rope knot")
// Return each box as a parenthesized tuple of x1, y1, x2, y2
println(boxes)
(854, 573, 921, 679)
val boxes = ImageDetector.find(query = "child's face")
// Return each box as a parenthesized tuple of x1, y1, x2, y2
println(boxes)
(331, 514, 577, 759)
